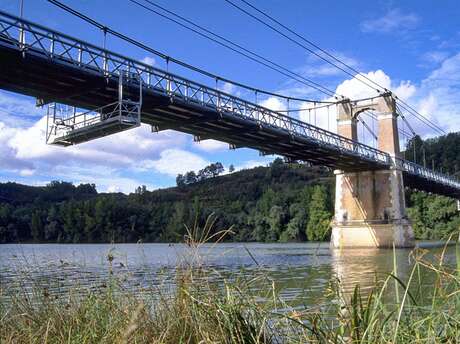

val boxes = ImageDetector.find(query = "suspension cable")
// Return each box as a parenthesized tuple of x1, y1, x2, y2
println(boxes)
(357, 114, 378, 140)
(226, 0, 447, 135)
(48, 0, 337, 102)
(125, 0, 340, 99)
(395, 98, 445, 135)
(235, 0, 388, 92)
(223, 0, 381, 93)
(134, 0, 342, 98)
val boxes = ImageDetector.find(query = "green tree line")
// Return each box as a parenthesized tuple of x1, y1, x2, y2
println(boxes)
(0, 160, 334, 243)
(1, 132, 459, 244)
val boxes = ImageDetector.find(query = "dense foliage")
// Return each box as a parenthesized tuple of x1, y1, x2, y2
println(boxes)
(0, 160, 334, 243)
(1, 132, 459, 244)
(403, 132, 460, 239)
(405, 132, 460, 177)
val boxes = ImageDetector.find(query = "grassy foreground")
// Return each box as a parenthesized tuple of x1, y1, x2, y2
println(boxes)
(1, 222, 460, 343)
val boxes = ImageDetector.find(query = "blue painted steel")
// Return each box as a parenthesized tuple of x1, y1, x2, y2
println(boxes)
(0, 10, 459, 197)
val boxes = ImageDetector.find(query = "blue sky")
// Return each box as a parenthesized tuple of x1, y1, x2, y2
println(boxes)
(0, 0, 459, 193)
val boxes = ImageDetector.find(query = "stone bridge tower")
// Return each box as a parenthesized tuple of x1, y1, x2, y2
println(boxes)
(331, 93, 414, 248)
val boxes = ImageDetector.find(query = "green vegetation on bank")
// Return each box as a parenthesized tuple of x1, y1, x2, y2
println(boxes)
(405, 132, 460, 177)
(1, 132, 459, 244)
(0, 160, 335, 243)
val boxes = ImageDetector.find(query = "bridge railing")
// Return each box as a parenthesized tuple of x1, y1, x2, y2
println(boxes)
(395, 158, 460, 189)
(2, 10, 459, 192)
(0, 10, 391, 166)
(45, 100, 141, 144)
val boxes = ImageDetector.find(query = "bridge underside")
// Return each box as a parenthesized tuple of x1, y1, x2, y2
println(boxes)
(402, 171, 460, 199)
(0, 38, 459, 199)
(0, 43, 384, 172)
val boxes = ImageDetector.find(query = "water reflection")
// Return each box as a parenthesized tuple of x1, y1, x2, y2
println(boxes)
(0, 242, 456, 307)
(330, 248, 410, 305)
(331, 244, 458, 305)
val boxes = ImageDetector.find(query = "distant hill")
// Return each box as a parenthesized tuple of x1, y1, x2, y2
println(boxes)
(1, 132, 459, 244)
(0, 161, 334, 243)
(0, 181, 98, 205)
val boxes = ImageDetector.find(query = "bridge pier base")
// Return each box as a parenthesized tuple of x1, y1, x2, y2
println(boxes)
(331, 95, 414, 249)
(331, 168, 414, 248)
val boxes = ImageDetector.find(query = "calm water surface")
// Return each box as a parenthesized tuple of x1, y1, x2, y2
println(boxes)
(1, 242, 458, 307)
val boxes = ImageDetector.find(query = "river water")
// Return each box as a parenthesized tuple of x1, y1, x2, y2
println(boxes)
(1, 242, 458, 307)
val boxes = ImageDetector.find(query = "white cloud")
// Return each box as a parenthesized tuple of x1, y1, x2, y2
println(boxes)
(219, 82, 235, 94)
(416, 52, 460, 134)
(420, 51, 449, 65)
(0, 92, 45, 127)
(141, 56, 155, 66)
(234, 159, 272, 171)
(6, 116, 186, 168)
(141, 148, 209, 176)
(437, 32, 460, 50)
(194, 139, 228, 152)
(326, 57, 460, 138)
(335, 70, 415, 101)
(217, 81, 243, 98)
(0, 92, 43, 118)
(50, 164, 156, 194)
(0, 97, 213, 192)
(259, 96, 286, 112)
(298, 52, 360, 77)
(19, 169, 35, 177)
(298, 100, 337, 132)
(417, 94, 437, 122)
(0, 122, 35, 172)
(361, 9, 420, 34)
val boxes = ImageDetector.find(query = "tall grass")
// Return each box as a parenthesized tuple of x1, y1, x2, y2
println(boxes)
(1, 217, 459, 343)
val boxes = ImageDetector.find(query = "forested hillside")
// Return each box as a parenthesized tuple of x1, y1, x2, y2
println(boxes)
(0, 161, 334, 243)
(404, 132, 460, 239)
(405, 132, 460, 177)
(1, 132, 459, 244)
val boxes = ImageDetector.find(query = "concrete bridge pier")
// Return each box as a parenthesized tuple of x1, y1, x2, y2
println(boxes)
(331, 95, 414, 248)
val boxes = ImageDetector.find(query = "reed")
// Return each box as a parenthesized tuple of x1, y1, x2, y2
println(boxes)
(1, 217, 459, 343)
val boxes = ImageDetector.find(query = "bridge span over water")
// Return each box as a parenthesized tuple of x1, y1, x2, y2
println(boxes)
(0, 10, 459, 248)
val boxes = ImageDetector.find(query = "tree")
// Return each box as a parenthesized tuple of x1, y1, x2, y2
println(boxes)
(30, 210, 43, 242)
(197, 162, 224, 181)
(404, 135, 424, 163)
(210, 162, 224, 177)
(185, 171, 197, 184)
(176, 174, 186, 187)
(267, 205, 286, 241)
(44, 205, 60, 241)
(76, 183, 97, 195)
(306, 185, 332, 241)
(135, 185, 147, 195)
(407, 191, 460, 240)
(1, 132, 458, 244)
(280, 203, 307, 242)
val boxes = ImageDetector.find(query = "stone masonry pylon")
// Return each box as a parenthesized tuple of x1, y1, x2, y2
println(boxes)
(331, 94, 414, 248)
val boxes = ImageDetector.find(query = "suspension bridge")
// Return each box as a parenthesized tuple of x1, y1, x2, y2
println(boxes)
(0, 5, 458, 248)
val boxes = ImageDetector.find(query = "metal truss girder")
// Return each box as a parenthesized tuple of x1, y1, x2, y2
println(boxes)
(0, 10, 459, 197)
(0, 11, 390, 163)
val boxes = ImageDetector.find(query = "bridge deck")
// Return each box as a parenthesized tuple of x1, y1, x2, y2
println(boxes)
(0, 10, 459, 199)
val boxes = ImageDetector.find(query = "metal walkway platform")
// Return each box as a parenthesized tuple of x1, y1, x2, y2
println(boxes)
(47, 101, 140, 146)
(46, 73, 142, 146)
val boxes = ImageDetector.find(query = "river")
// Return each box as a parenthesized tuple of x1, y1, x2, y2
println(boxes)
(1, 242, 458, 307)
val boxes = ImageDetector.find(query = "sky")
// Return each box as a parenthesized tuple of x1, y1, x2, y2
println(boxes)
(0, 0, 459, 193)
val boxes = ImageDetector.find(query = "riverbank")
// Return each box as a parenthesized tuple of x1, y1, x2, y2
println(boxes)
(1, 241, 459, 343)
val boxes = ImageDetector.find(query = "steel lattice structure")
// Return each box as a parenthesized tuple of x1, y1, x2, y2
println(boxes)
(0, 10, 459, 198)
